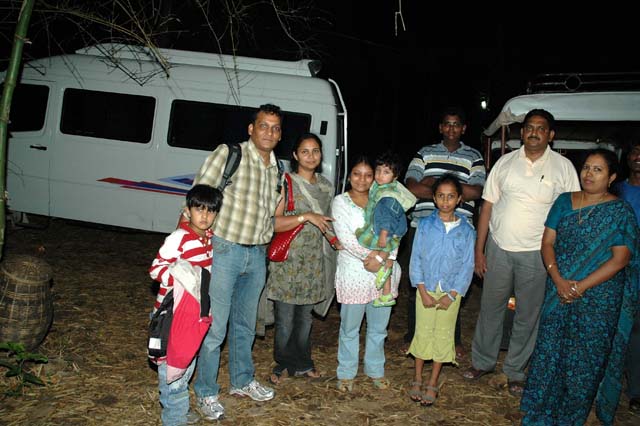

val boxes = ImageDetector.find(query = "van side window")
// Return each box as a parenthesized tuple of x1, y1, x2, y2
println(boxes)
(60, 88, 155, 143)
(168, 100, 311, 157)
(2, 83, 49, 132)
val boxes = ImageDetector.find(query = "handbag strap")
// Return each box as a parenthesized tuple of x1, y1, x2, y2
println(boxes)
(284, 173, 295, 212)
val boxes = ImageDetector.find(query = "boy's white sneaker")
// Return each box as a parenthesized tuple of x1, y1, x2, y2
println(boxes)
(186, 410, 201, 424)
(196, 395, 224, 420)
(229, 380, 275, 401)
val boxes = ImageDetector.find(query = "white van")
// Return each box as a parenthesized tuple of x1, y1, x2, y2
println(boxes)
(483, 90, 640, 168)
(3, 43, 348, 233)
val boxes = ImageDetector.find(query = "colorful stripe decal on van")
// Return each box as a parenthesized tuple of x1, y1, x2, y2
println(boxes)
(98, 177, 190, 196)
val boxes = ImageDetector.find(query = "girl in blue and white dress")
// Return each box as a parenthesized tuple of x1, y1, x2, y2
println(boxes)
(408, 174, 475, 406)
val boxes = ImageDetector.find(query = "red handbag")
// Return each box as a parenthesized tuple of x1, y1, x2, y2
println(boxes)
(267, 173, 304, 262)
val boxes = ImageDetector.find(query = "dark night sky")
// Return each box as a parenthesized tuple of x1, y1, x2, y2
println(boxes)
(2, 2, 639, 166)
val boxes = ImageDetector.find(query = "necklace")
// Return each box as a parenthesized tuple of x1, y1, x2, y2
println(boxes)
(577, 191, 607, 225)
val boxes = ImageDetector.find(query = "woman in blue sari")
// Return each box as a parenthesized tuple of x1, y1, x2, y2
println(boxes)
(521, 149, 640, 426)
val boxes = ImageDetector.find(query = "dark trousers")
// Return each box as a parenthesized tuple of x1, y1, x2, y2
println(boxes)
(399, 225, 463, 345)
(626, 308, 640, 398)
(273, 301, 314, 376)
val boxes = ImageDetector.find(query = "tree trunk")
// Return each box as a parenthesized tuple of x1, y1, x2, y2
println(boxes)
(0, 0, 35, 260)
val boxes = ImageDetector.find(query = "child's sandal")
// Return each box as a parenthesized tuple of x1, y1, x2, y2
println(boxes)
(421, 385, 439, 407)
(373, 293, 396, 307)
(408, 381, 423, 402)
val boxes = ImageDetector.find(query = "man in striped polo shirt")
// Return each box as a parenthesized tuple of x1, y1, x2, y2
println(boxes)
(401, 106, 486, 356)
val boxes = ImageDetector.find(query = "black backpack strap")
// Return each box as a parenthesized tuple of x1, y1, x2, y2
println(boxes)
(217, 142, 242, 191)
(275, 159, 285, 193)
(200, 269, 211, 317)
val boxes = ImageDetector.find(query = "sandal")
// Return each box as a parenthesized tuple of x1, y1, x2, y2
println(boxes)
(268, 371, 283, 386)
(508, 380, 525, 397)
(294, 368, 322, 380)
(461, 366, 494, 381)
(408, 381, 422, 402)
(371, 377, 390, 389)
(336, 378, 354, 392)
(421, 385, 439, 407)
(373, 293, 396, 307)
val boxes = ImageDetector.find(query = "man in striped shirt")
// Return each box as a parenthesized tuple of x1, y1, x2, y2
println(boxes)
(188, 104, 283, 420)
(401, 107, 486, 356)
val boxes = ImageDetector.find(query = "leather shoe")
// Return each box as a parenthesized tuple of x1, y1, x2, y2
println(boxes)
(630, 397, 640, 413)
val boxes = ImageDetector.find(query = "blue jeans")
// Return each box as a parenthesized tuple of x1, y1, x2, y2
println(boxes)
(194, 236, 267, 398)
(273, 301, 314, 375)
(337, 301, 392, 380)
(158, 359, 196, 426)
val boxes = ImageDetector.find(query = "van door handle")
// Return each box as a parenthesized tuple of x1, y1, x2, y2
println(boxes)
(30, 145, 47, 151)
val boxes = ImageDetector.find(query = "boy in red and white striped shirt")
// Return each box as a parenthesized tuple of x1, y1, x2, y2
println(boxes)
(149, 184, 223, 425)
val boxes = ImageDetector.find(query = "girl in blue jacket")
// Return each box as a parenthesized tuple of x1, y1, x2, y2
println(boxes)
(407, 174, 475, 406)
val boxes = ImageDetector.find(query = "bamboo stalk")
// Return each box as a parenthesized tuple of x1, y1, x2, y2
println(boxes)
(0, 0, 36, 259)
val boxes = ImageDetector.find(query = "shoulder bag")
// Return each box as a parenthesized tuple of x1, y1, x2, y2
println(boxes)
(267, 173, 304, 262)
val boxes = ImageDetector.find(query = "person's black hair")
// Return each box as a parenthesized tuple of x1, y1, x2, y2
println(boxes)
(345, 155, 374, 192)
(186, 184, 223, 212)
(523, 109, 556, 132)
(431, 174, 464, 197)
(290, 132, 323, 173)
(350, 154, 374, 172)
(252, 103, 282, 122)
(583, 148, 619, 178)
(440, 106, 466, 125)
(375, 151, 403, 178)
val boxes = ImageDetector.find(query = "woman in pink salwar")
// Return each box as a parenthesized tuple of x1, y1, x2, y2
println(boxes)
(332, 156, 401, 392)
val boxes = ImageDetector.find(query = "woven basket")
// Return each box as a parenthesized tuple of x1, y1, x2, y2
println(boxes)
(0, 255, 53, 350)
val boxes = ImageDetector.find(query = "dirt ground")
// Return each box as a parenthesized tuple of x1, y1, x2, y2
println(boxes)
(1, 217, 638, 425)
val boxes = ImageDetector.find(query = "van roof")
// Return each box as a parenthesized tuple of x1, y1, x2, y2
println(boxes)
(75, 43, 320, 77)
(484, 91, 640, 136)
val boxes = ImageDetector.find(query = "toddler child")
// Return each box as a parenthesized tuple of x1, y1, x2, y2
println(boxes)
(407, 175, 474, 406)
(149, 184, 223, 425)
(356, 151, 416, 307)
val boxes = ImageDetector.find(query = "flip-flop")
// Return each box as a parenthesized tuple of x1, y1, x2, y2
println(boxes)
(461, 366, 494, 381)
(508, 380, 525, 397)
(294, 368, 322, 381)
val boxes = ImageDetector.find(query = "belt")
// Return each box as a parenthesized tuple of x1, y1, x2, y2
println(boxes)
(237, 243, 266, 248)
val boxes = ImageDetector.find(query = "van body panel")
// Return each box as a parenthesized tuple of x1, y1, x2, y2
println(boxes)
(3, 44, 346, 233)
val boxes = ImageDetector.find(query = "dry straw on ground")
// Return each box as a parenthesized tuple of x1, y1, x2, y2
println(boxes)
(1, 217, 638, 425)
